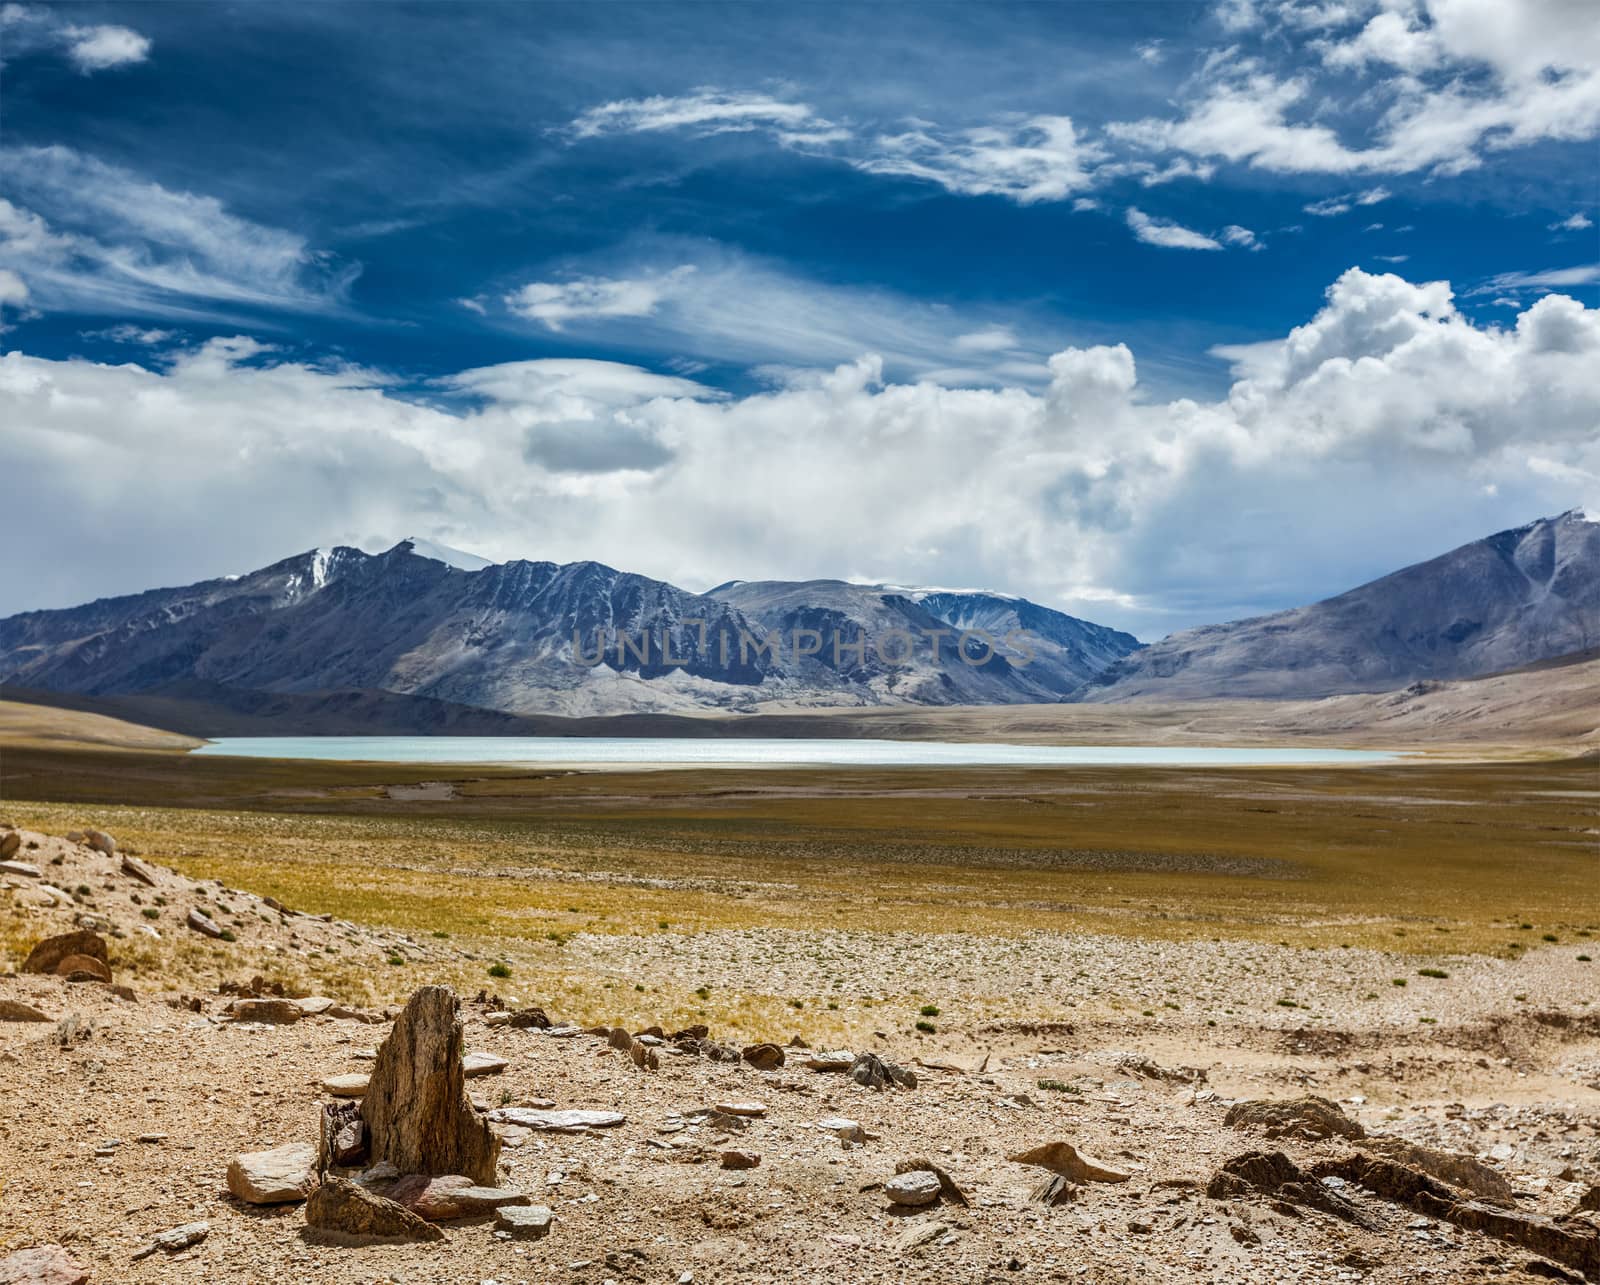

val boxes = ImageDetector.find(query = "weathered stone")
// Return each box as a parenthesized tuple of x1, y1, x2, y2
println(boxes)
(507, 1006, 550, 1029)
(1206, 1150, 1368, 1224)
(186, 908, 225, 939)
(231, 999, 302, 1025)
(304, 1175, 444, 1242)
(495, 1204, 554, 1239)
(0, 860, 40, 878)
(885, 1170, 942, 1206)
(0, 831, 20, 861)
(294, 995, 335, 1015)
(54, 954, 112, 984)
(742, 1042, 785, 1071)
(0, 1000, 51, 1022)
(132, 1221, 209, 1260)
(607, 1026, 633, 1051)
(715, 1101, 767, 1118)
(896, 1157, 970, 1206)
(628, 1039, 659, 1071)
(1030, 1174, 1077, 1206)
(817, 1116, 867, 1144)
(321, 1101, 367, 1167)
(1580, 1184, 1600, 1213)
(119, 854, 158, 887)
(462, 1050, 508, 1077)
(326, 1004, 385, 1024)
(1224, 1096, 1366, 1142)
(83, 829, 116, 856)
(1361, 1135, 1515, 1204)
(804, 1050, 854, 1071)
(486, 1107, 625, 1132)
(323, 1073, 370, 1097)
(387, 1173, 531, 1221)
(361, 986, 499, 1186)
(850, 1051, 916, 1090)
(228, 1142, 317, 1204)
(22, 930, 108, 976)
(0, 1244, 91, 1285)
(1010, 1140, 1131, 1185)
(720, 1149, 761, 1170)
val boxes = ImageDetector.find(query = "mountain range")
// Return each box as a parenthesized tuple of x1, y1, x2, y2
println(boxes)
(0, 512, 1594, 729)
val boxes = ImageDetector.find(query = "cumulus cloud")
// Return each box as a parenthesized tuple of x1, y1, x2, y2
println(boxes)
(1, 5, 150, 72)
(3, 268, 1594, 635)
(1126, 208, 1223, 250)
(0, 147, 356, 320)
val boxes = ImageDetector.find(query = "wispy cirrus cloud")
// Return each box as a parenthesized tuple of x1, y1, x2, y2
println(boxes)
(0, 146, 357, 321)
(1126, 208, 1223, 250)
(1, 4, 150, 72)
(569, 89, 847, 148)
(501, 266, 696, 331)
(858, 115, 1106, 204)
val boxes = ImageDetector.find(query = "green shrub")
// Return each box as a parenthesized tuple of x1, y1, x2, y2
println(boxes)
(487, 961, 511, 979)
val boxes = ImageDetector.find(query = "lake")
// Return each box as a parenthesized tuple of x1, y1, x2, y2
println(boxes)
(190, 737, 1396, 768)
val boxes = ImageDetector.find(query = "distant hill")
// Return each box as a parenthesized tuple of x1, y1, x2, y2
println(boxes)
(1085, 511, 1600, 701)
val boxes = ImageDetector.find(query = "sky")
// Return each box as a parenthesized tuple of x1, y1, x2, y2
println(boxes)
(1, 0, 1597, 639)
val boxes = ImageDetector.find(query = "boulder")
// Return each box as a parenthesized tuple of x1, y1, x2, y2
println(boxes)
(507, 1006, 550, 1029)
(231, 999, 302, 1025)
(361, 986, 499, 1186)
(495, 1204, 554, 1239)
(1361, 1135, 1515, 1204)
(1207, 1150, 1368, 1225)
(1224, 1095, 1366, 1142)
(896, 1157, 970, 1207)
(0, 831, 20, 861)
(227, 1142, 317, 1204)
(1009, 1140, 1131, 1185)
(850, 1051, 916, 1090)
(387, 1174, 530, 1221)
(885, 1170, 941, 1206)
(0, 1245, 91, 1285)
(805, 1050, 854, 1072)
(742, 1042, 785, 1071)
(186, 908, 225, 939)
(294, 995, 335, 1016)
(304, 1175, 444, 1243)
(83, 829, 116, 856)
(22, 930, 108, 976)
(120, 854, 158, 887)
(0, 1000, 52, 1022)
(55, 954, 112, 984)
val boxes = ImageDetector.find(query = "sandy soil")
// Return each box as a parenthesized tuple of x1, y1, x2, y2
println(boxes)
(3, 825, 1598, 1284)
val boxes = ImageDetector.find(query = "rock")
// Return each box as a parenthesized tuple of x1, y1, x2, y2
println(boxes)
(0, 1244, 91, 1285)
(119, 854, 158, 887)
(231, 998, 302, 1024)
(607, 1026, 633, 1051)
(715, 1101, 767, 1118)
(1230, 1221, 1261, 1246)
(850, 1051, 916, 1090)
(462, 1050, 509, 1077)
(721, 1150, 761, 1170)
(1580, 1185, 1600, 1213)
(327, 1004, 385, 1024)
(387, 1174, 531, 1221)
(83, 829, 116, 856)
(1206, 1150, 1367, 1224)
(1030, 1174, 1077, 1206)
(227, 1141, 317, 1204)
(361, 985, 499, 1186)
(0, 860, 40, 878)
(485, 1011, 512, 1026)
(1362, 1136, 1516, 1204)
(894, 1222, 949, 1254)
(628, 1039, 660, 1071)
(1224, 1096, 1366, 1142)
(22, 930, 108, 976)
(1009, 1141, 1131, 1184)
(323, 1073, 370, 1097)
(321, 1101, 367, 1167)
(132, 1221, 209, 1260)
(495, 1204, 554, 1239)
(885, 1170, 942, 1206)
(185, 908, 225, 939)
(804, 1050, 854, 1071)
(817, 1116, 867, 1144)
(507, 1007, 550, 1029)
(54, 954, 112, 984)
(742, 1042, 785, 1071)
(305, 1175, 444, 1243)
(486, 1107, 625, 1132)
(896, 1157, 970, 1207)
(294, 995, 335, 1016)
(0, 831, 20, 860)
(0, 1000, 51, 1022)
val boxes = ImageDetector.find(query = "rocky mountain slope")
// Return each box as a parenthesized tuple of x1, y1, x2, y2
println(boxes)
(1086, 510, 1600, 701)
(0, 540, 1138, 718)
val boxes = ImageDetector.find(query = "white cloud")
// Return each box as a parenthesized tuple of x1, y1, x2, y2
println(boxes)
(0, 267, 28, 306)
(570, 90, 845, 148)
(1126, 207, 1223, 250)
(1471, 263, 1600, 294)
(1, 6, 150, 72)
(1355, 186, 1390, 205)
(953, 326, 1019, 353)
(0, 146, 356, 320)
(1304, 196, 1351, 216)
(857, 115, 1107, 203)
(79, 323, 177, 345)
(1221, 224, 1264, 250)
(1550, 212, 1594, 231)
(8, 267, 1590, 634)
(1135, 40, 1166, 65)
(505, 267, 694, 331)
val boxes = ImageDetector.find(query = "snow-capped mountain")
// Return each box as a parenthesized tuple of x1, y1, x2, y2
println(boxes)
(1084, 510, 1600, 701)
(0, 542, 1139, 718)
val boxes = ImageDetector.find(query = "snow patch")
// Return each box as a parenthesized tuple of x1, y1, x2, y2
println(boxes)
(395, 536, 495, 572)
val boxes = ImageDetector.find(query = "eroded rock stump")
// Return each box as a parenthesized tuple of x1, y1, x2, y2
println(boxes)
(361, 985, 499, 1185)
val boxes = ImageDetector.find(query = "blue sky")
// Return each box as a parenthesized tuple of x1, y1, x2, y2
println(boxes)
(2, 0, 1598, 636)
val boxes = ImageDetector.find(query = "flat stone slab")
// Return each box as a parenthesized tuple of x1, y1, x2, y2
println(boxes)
(715, 1101, 768, 1117)
(487, 1107, 625, 1132)
(295, 995, 335, 1015)
(496, 1204, 554, 1239)
(0, 1244, 91, 1284)
(323, 1072, 370, 1097)
(388, 1173, 531, 1220)
(804, 1050, 854, 1071)
(462, 1051, 509, 1077)
(0, 860, 41, 878)
(227, 1141, 316, 1204)
(0, 1000, 52, 1022)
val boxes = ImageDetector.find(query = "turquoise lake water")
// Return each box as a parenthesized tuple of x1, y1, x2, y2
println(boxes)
(191, 737, 1395, 768)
